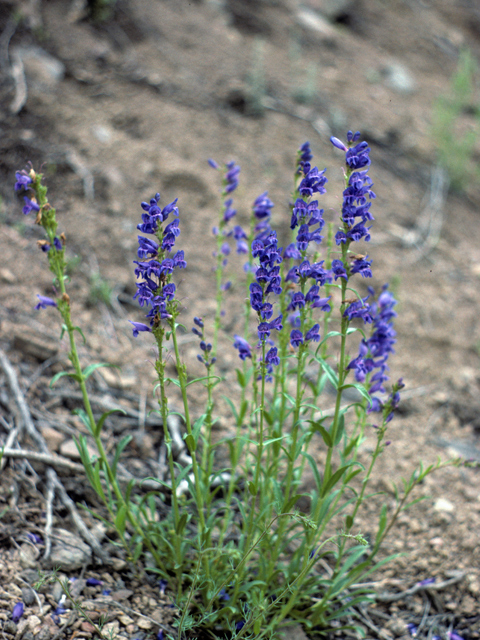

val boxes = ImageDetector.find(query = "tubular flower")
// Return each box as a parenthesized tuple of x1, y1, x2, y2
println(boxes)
(35, 295, 57, 310)
(233, 335, 252, 360)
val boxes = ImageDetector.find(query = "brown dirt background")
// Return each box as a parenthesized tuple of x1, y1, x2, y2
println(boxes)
(1, 0, 480, 638)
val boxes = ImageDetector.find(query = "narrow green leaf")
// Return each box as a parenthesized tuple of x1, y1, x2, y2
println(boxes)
(94, 409, 126, 438)
(316, 356, 339, 388)
(192, 414, 206, 441)
(176, 513, 189, 535)
(248, 481, 257, 496)
(223, 396, 239, 422)
(236, 369, 246, 388)
(184, 434, 196, 452)
(303, 452, 323, 491)
(334, 414, 345, 446)
(50, 370, 80, 387)
(345, 514, 354, 529)
(73, 408, 93, 434)
(375, 504, 388, 546)
(238, 399, 249, 424)
(321, 464, 351, 496)
(83, 362, 119, 380)
(315, 424, 333, 448)
(111, 435, 132, 477)
(115, 504, 127, 536)
(340, 383, 371, 403)
(73, 326, 87, 344)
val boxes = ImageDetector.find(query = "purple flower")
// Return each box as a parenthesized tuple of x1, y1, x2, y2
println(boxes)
(407, 623, 417, 637)
(297, 141, 313, 174)
(129, 321, 152, 337)
(298, 166, 328, 198)
(350, 255, 372, 278)
(290, 330, 303, 348)
(35, 295, 57, 310)
(312, 296, 332, 312)
(208, 158, 219, 169)
(330, 136, 348, 151)
(22, 196, 40, 215)
(27, 533, 44, 544)
(253, 192, 274, 220)
(223, 198, 237, 223)
(233, 335, 252, 360)
(305, 324, 320, 342)
(331, 259, 348, 281)
(224, 161, 240, 194)
(343, 297, 372, 323)
(416, 577, 436, 586)
(86, 578, 103, 586)
(12, 602, 24, 623)
(15, 171, 32, 192)
(265, 347, 280, 367)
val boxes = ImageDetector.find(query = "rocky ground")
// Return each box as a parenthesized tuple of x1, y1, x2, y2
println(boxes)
(1, 0, 480, 639)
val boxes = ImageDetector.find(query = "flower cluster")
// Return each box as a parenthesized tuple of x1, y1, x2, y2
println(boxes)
(130, 193, 186, 335)
(284, 142, 331, 348)
(347, 285, 398, 416)
(234, 230, 283, 377)
(330, 131, 376, 284)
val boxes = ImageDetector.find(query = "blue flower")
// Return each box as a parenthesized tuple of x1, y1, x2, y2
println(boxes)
(331, 259, 348, 281)
(15, 171, 32, 192)
(224, 161, 240, 194)
(22, 196, 40, 215)
(129, 321, 152, 337)
(253, 192, 274, 220)
(290, 330, 303, 348)
(12, 602, 24, 623)
(305, 324, 320, 342)
(350, 255, 372, 278)
(298, 166, 328, 199)
(35, 295, 57, 310)
(233, 335, 252, 360)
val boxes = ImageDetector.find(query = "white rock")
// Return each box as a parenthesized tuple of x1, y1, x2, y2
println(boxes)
(434, 498, 454, 513)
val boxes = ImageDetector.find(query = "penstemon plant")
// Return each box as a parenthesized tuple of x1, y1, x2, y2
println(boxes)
(14, 132, 461, 640)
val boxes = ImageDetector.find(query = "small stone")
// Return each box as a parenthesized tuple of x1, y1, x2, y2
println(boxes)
(125, 624, 136, 634)
(386, 616, 409, 637)
(81, 621, 96, 633)
(429, 537, 444, 548)
(22, 587, 36, 606)
(60, 439, 97, 460)
(434, 498, 454, 512)
(0, 268, 15, 283)
(467, 578, 480, 595)
(28, 615, 42, 629)
(70, 578, 87, 598)
(49, 529, 91, 570)
(137, 618, 153, 630)
(119, 615, 133, 625)
(3, 621, 17, 634)
(40, 426, 65, 452)
(103, 621, 120, 636)
(110, 557, 127, 571)
(19, 542, 40, 568)
(110, 589, 133, 601)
